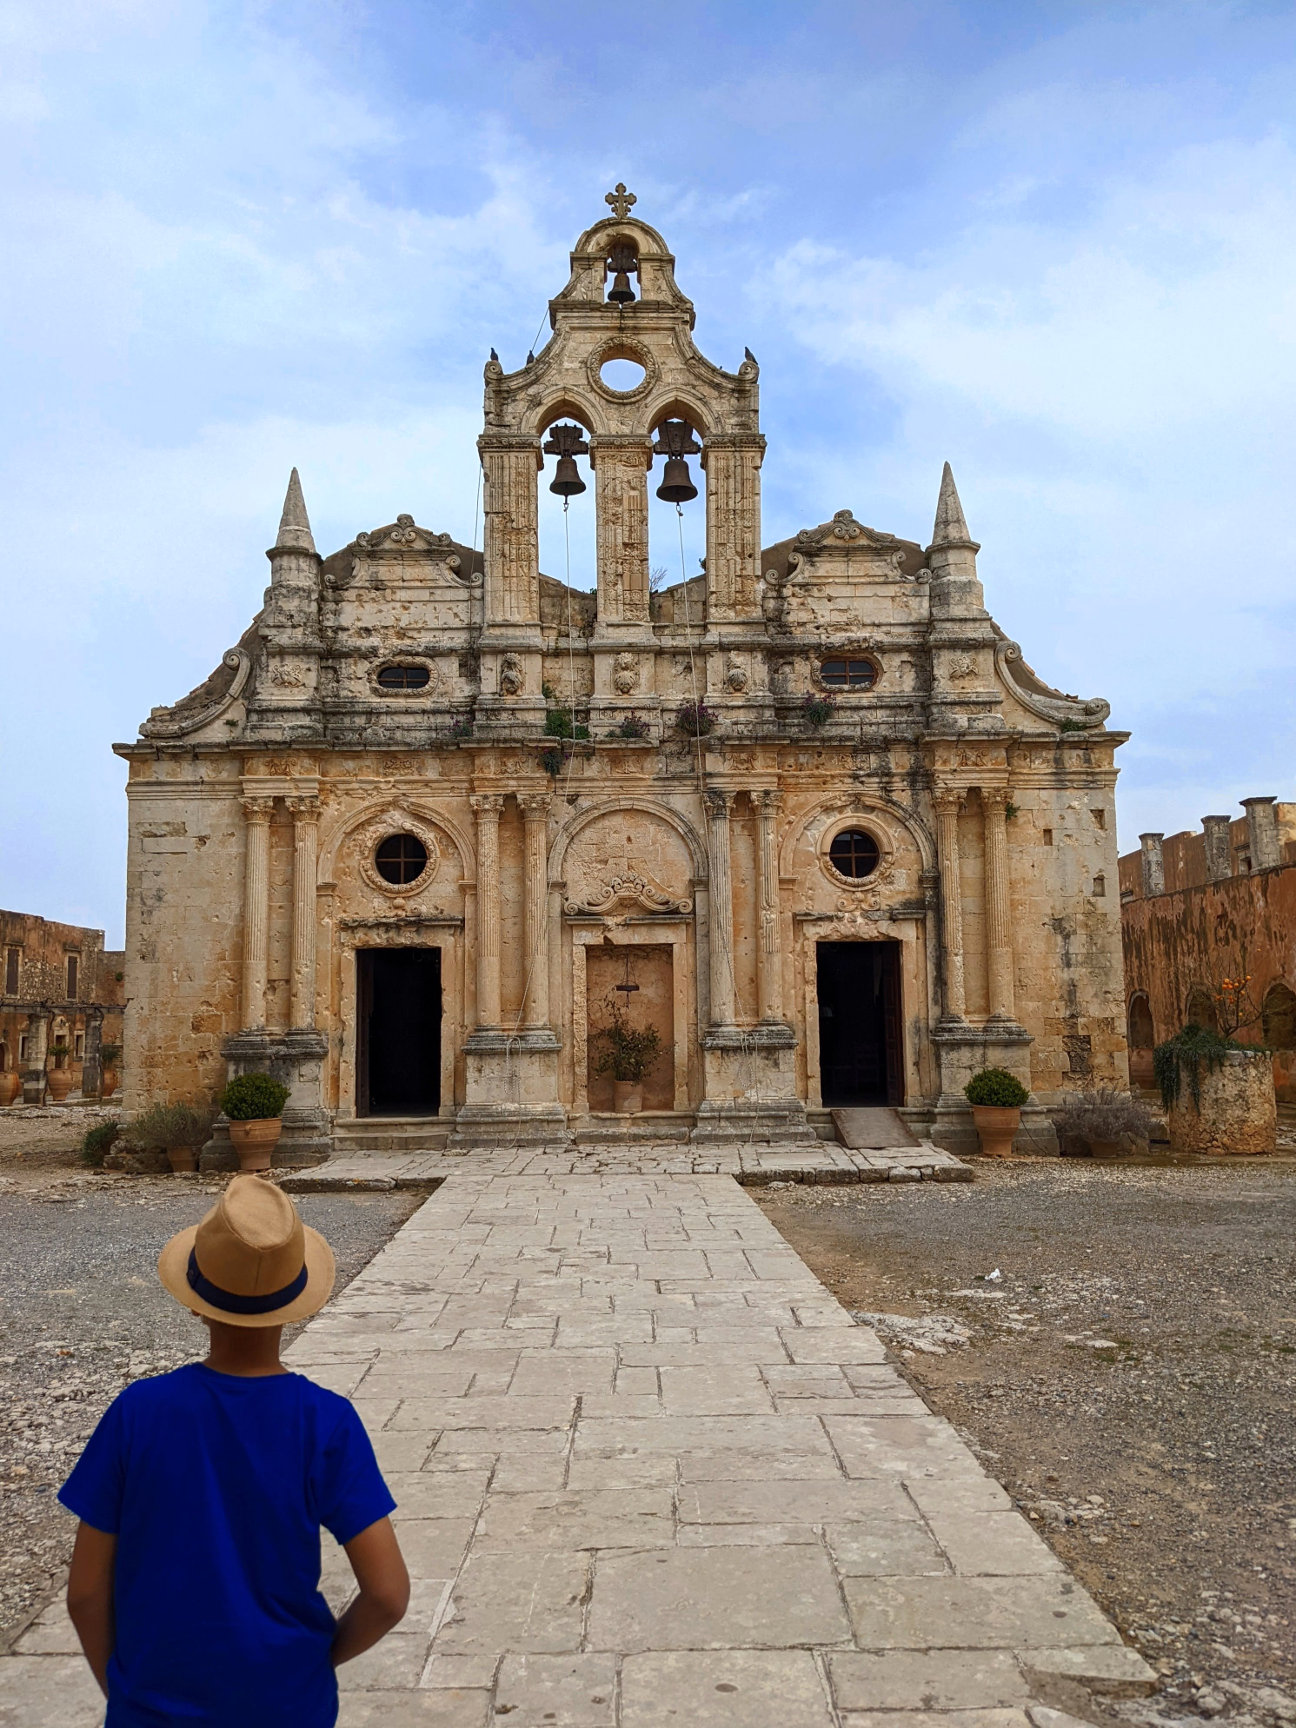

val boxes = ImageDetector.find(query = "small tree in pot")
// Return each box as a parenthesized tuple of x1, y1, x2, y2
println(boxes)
(98, 1043, 122, 1098)
(218, 1073, 291, 1172)
(964, 1068, 1029, 1156)
(131, 1102, 211, 1173)
(46, 1038, 75, 1103)
(593, 999, 663, 1115)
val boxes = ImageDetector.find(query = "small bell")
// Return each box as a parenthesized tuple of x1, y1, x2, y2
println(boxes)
(543, 422, 590, 498)
(653, 419, 701, 505)
(606, 239, 638, 304)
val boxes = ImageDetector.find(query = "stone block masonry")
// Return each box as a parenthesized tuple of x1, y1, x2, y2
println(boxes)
(0, 1166, 1148, 1724)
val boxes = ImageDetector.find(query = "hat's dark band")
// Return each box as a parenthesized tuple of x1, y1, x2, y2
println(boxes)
(187, 1249, 309, 1315)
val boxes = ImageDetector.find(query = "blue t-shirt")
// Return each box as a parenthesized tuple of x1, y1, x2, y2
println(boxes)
(59, 1363, 396, 1728)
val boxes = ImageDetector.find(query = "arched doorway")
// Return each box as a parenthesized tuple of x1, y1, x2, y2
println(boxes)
(1127, 993, 1155, 1088)
(1185, 986, 1218, 1033)
(1262, 981, 1296, 1103)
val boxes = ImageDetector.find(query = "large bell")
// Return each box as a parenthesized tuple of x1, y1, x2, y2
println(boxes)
(606, 240, 638, 304)
(550, 454, 586, 497)
(607, 270, 635, 304)
(656, 456, 697, 504)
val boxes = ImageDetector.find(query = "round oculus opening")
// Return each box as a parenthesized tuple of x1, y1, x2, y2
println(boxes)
(374, 833, 428, 885)
(820, 656, 877, 690)
(377, 663, 431, 691)
(829, 828, 880, 880)
(599, 356, 647, 393)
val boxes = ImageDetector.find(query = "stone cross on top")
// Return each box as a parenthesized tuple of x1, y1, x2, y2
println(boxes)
(605, 183, 636, 219)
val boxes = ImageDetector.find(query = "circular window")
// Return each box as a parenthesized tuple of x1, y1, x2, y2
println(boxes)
(374, 833, 428, 885)
(820, 657, 877, 690)
(599, 356, 647, 393)
(377, 663, 431, 691)
(829, 829, 880, 880)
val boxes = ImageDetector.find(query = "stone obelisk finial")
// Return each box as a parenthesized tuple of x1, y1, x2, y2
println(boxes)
(926, 462, 983, 613)
(275, 467, 316, 555)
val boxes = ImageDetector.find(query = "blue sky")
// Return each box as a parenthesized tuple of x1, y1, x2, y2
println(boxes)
(3, 0, 1294, 944)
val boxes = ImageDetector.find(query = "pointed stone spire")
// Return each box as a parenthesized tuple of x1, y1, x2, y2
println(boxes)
(930, 462, 976, 550)
(275, 467, 316, 553)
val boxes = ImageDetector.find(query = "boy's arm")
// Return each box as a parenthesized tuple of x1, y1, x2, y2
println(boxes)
(331, 1517, 409, 1668)
(66, 1522, 116, 1698)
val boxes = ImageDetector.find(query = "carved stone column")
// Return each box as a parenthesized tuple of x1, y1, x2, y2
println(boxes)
(21, 1008, 49, 1105)
(981, 788, 1016, 1022)
(705, 789, 736, 1026)
(1202, 815, 1233, 882)
(755, 790, 783, 1021)
(1242, 796, 1281, 872)
(241, 797, 274, 1030)
(591, 436, 652, 628)
(286, 796, 319, 1031)
(1139, 833, 1165, 898)
(478, 434, 542, 626)
(933, 791, 966, 1021)
(471, 794, 505, 1029)
(519, 792, 551, 1028)
(701, 433, 765, 621)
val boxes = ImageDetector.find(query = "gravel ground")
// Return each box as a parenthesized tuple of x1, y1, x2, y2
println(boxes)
(0, 1109, 423, 1644)
(756, 1158, 1296, 1728)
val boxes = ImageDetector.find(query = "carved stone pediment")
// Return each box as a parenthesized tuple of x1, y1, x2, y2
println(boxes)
(563, 872, 693, 918)
(795, 510, 900, 552)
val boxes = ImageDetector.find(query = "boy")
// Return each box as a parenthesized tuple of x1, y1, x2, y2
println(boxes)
(59, 1174, 409, 1726)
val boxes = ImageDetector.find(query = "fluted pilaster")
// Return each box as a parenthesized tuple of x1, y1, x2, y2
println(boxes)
(705, 789, 736, 1026)
(981, 787, 1016, 1022)
(471, 794, 505, 1028)
(519, 792, 551, 1028)
(286, 796, 319, 1030)
(756, 789, 783, 1021)
(241, 797, 274, 1030)
(591, 435, 652, 626)
(933, 790, 965, 1021)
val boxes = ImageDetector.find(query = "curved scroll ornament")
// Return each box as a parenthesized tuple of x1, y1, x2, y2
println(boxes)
(995, 640, 1110, 730)
(140, 649, 252, 739)
(563, 873, 693, 918)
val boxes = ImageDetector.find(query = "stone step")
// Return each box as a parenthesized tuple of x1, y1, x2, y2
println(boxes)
(832, 1106, 920, 1150)
(331, 1117, 450, 1154)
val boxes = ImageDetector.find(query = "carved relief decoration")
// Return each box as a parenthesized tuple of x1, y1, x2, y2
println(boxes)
(725, 655, 749, 693)
(995, 639, 1110, 729)
(499, 654, 525, 697)
(563, 873, 693, 918)
(141, 648, 253, 739)
(612, 652, 639, 695)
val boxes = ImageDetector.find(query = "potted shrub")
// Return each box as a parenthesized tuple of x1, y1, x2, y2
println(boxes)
(964, 1068, 1029, 1156)
(0, 1055, 20, 1108)
(99, 1043, 122, 1098)
(1154, 1023, 1276, 1155)
(130, 1102, 211, 1173)
(1054, 1088, 1156, 1156)
(593, 1000, 663, 1115)
(218, 1072, 291, 1171)
(81, 1119, 120, 1167)
(46, 1039, 75, 1103)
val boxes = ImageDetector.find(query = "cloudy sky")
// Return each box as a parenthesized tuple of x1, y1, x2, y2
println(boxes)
(4, 0, 1294, 943)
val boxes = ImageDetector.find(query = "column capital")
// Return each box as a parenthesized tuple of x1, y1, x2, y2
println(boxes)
(932, 789, 964, 817)
(242, 796, 275, 823)
(284, 794, 320, 821)
(980, 786, 1012, 813)
(704, 788, 736, 820)
(470, 792, 506, 815)
(757, 788, 784, 815)
(518, 791, 552, 817)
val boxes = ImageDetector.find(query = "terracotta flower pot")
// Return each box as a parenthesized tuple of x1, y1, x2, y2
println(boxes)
(227, 1116, 283, 1172)
(100, 1068, 119, 1098)
(970, 1104, 1021, 1157)
(0, 1072, 21, 1108)
(612, 1081, 643, 1115)
(166, 1145, 199, 1174)
(46, 1068, 74, 1103)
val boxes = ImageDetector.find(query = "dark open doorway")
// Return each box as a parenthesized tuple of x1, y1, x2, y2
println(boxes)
(356, 948, 442, 1117)
(816, 940, 903, 1106)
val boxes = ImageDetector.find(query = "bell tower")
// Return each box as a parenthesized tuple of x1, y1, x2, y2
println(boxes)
(476, 188, 765, 728)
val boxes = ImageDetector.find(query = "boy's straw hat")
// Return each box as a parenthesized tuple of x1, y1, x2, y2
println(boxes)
(158, 1175, 335, 1328)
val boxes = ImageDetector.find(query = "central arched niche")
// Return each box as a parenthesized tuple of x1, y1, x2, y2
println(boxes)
(563, 806, 695, 910)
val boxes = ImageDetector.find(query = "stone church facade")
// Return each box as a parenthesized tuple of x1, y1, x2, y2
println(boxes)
(116, 193, 1128, 1162)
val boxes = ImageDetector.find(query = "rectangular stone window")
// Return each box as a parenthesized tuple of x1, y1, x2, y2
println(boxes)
(4, 948, 18, 996)
(1092, 873, 1106, 896)
(1091, 808, 1106, 828)
(75, 1032, 85, 1057)
(1042, 828, 1053, 846)
(66, 954, 79, 999)
(19, 1035, 28, 1061)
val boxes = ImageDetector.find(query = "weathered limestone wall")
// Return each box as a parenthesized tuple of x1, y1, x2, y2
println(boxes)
(0, 909, 124, 1095)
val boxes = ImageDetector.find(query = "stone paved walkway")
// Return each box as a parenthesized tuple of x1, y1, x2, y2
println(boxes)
(1, 1167, 1152, 1726)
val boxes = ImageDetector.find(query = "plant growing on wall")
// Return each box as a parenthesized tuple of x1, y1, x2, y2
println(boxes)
(800, 692, 836, 729)
(607, 713, 651, 740)
(1153, 1024, 1246, 1112)
(592, 998, 664, 1083)
(674, 699, 715, 738)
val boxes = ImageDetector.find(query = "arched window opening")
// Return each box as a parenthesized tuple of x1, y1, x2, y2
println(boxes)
(1128, 993, 1155, 1049)
(605, 237, 639, 303)
(1185, 986, 1218, 1033)
(1262, 981, 1296, 1050)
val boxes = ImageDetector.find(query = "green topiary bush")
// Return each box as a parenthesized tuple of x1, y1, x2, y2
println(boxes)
(81, 1120, 120, 1166)
(219, 1073, 290, 1121)
(965, 1068, 1029, 1108)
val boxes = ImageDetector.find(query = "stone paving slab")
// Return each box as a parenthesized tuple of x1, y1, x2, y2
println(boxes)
(279, 1139, 972, 1193)
(0, 1167, 1150, 1726)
